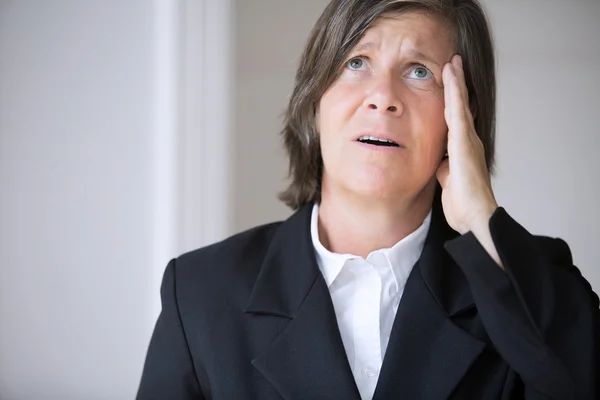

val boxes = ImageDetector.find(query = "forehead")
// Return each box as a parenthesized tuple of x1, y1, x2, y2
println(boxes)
(354, 11, 455, 56)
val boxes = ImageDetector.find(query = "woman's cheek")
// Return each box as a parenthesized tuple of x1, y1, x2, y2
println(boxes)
(404, 79, 445, 103)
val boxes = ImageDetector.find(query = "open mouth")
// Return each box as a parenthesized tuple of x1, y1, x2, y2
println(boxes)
(357, 135, 400, 148)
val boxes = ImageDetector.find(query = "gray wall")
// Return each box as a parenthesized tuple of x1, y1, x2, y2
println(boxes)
(489, 0, 600, 290)
(233, 0, 328, 231)
(233, 0, 600, 292)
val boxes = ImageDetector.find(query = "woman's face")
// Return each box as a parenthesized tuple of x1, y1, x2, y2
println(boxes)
(317, 11, 455, 202)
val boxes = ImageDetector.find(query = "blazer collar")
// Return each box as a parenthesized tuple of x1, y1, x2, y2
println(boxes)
(373, 189, 484, 399)
(244, 203, 319, 318)
(417, 188, 477, 317)
(245, 189, 475, 318)
(245, 187, 481, 400)
(246, 203, 361, 399)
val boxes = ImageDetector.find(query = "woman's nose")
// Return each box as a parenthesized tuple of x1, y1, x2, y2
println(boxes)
(364, 102, 400, 113)
(362, 76, 404, 117)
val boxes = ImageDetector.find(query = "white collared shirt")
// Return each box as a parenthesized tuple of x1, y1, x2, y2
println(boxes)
(310, 203, 432, 400)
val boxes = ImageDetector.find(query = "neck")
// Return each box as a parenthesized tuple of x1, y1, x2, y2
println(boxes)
(317, 181, 436, 258)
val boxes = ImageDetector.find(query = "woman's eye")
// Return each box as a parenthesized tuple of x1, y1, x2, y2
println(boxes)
(408, 66, 432, 80)
(346, 57, 367, 71)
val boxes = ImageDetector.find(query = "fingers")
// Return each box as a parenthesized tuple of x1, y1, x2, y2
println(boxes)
(443, 55, 476, 137)
(451, 56, 469, 105)
(451, 56, 476, 131)
(443, 62, 468, 134)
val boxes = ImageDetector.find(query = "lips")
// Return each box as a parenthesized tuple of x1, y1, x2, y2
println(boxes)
(354, 132, 404, 148)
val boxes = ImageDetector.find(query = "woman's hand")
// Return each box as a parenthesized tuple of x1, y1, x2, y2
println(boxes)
(436, 55, 503, 268)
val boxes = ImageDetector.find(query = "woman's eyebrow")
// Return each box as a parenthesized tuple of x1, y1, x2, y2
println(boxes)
(350, 42, 443, 69)
(351, 42, 377, 54)
(403, 49, 442, 68)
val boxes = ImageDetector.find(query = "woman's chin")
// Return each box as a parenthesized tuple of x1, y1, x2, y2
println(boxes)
(323, 167, 429, 202)
(343, 176, 411, 202)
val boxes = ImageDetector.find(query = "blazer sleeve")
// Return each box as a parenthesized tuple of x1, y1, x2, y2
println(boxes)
(137, 259, 205, 400)
(444, 207, 599, 400)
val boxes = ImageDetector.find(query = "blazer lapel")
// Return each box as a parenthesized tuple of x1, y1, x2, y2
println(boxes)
(373, 191, 487, 399)
(245, 204, 361, 400)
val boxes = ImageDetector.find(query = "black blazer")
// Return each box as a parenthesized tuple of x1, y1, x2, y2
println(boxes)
(137, 197, 599, 399)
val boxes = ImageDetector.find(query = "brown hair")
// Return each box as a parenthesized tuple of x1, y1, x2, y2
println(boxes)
(279, 0, 496, 209)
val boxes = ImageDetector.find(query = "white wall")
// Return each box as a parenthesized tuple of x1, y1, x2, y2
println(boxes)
(0, 0, 232, 399)
(0, 2, 156, 399)
(233, 0, 600, 292)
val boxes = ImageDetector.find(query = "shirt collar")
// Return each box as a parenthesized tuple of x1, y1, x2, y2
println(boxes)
(310, 203, 432, 288)
(310, 203, 353, 286)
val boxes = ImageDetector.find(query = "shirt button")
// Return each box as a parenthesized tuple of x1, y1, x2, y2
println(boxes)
(363, 366, 379, 378)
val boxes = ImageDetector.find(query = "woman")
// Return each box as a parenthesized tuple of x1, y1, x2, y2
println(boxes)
(137, 0, 599, 399)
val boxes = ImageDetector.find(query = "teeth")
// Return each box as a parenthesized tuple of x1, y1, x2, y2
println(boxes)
(358, 135, 397, 144)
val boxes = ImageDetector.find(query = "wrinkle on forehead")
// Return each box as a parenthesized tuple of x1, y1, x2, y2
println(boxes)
(355, 11, 455, 64)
